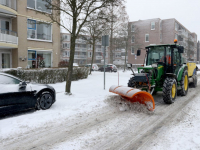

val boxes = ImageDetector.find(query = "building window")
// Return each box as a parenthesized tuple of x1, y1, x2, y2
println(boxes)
(65, 51, 70, 57)
(145, 34, 149, 42)
(63, 43, 70, 48)
(160, 20, 162, 30)
(115, 53, 121, 58)
(27, 0, 35, 9)
(28, 50, 52, 68)
(131, 47, 134, 55)
(131, 36, 134, 43)
(160, 34, 162, 42)
(175, 34, 178, 40)
(27, 19, 52, 41)
(27, 0, 52, 13)
(151, 22, 155, 30)
(88, 52, 92, 58)
(0, 52, 11, 68)
(131, 24, 134, 32)
(66, 43, 70, 48)
(175, 22, 178, 31)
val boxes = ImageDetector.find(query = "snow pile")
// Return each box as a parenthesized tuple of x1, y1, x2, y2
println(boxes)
(105, 95, 153, 114)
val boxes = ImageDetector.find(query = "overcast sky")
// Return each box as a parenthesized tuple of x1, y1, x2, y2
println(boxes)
(126, 0, 200, 41)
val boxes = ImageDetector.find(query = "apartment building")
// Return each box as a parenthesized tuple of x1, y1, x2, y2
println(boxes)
(112, 37, 128, 66)
(0, 0, 60, 69)
(61, 33, 109, 65)
(129, 18, 197, 65)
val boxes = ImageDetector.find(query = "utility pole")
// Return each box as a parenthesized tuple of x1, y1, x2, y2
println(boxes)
(102, 35, 109, 90)
(197, 41, 199, 63)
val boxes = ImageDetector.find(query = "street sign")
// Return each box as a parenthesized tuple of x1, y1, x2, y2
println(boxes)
(135, 55, 137, 59)
(102, 35, 109, 46)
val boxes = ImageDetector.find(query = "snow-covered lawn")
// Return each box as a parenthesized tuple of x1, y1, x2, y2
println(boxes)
(1, 70, 200, 150)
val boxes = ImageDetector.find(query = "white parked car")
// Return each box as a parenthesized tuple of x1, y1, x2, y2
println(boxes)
(73, 63, 79, 67)
(85, 64, 99, 71)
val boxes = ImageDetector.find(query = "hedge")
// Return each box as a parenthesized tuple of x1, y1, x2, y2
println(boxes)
(2, 67, 89, 84)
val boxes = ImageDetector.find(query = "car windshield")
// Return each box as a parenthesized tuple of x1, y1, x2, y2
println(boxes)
(146, 46, 171, 65)
(0, 74, 21, 84)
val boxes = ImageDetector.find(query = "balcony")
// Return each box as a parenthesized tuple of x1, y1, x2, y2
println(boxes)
(96, 48, 102, 52)
(74, 55, 87, 59)
(0, 28, 18, 48)
(121, 56, 128, 59)
(178, 41, 186, 47)
(75, 47, 87, 52)
(113, 60, 127, 65)
(96, 56, 102, 60)
(0, 0, 17, 15)
(75, 39, 87, 44)
(96, 42, 101, 45)
(121, 49, 126, 53)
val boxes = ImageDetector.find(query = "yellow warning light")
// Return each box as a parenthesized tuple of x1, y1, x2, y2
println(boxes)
(174, 39, 178, 43)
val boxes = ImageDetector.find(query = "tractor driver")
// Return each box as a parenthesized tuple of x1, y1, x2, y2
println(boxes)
(160, 55, 171, 65)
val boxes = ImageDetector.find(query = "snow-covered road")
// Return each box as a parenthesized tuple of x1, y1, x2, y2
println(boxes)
(0, 71, 200, 150)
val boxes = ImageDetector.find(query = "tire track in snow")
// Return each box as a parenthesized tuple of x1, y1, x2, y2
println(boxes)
(1, 77, 199, 150)
(92, 78, 200, 150)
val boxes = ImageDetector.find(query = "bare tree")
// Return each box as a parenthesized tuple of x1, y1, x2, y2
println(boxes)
(112, 6, 129, 71)
(102, 2, 127, 64)
(41, 0, 123, 94)
(81, 11, 108, 74)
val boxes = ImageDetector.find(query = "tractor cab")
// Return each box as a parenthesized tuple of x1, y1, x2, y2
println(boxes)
(144, 44, 185, 75)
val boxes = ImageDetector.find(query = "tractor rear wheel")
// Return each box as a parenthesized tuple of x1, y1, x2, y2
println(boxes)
(128, 77, 135, 88)
(178, 69, 188, 96)
(163, 78, 177, 104)
(190, 75, 197, 88)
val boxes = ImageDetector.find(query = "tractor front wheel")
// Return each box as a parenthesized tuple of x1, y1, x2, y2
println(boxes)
(163, 78, 177, 104)
(178, 69, 188, 96)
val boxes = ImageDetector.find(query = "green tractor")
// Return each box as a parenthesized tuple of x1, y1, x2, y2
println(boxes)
(127, 41, 198, 104)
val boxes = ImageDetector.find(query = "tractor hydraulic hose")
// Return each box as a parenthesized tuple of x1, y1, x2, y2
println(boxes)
(145, 74, 151, 92)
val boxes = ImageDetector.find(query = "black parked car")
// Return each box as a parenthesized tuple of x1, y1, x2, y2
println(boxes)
(0, 73, 56, 116)
(98, 64, 118, 72)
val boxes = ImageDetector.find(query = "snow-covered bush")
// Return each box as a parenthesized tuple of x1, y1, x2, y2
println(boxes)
(2, 67, 89, 84)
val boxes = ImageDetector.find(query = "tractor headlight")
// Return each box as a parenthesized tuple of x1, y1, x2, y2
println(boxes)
(152, 63, 158, 68)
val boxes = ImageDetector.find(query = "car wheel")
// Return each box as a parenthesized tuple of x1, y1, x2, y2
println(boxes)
(37, 91, 53, 110)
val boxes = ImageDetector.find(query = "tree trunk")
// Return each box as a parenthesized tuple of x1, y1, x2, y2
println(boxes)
(65, 16, 77, 94)
(110, 3, 114, 64)
(90, 39, 96, 74)
(124, 40, 128, 71)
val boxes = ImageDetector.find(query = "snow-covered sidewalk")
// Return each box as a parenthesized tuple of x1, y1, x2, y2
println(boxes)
(0, 71, 131, 140)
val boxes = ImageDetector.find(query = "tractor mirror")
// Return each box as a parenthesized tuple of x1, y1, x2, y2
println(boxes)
(127, 63, 132, 68)
(178, 46, 184, 53)
(137, 50, 141, 56)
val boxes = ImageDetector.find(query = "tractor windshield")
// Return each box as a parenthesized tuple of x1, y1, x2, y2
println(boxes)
(146, 46, 171, 65)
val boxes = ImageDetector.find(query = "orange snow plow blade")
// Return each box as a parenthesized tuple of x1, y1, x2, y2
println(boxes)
(109, 85, 155, 111)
